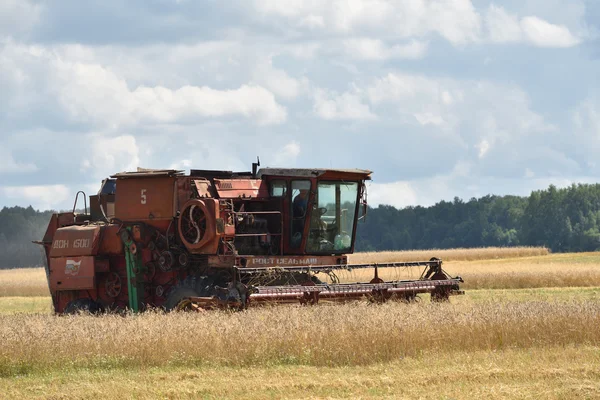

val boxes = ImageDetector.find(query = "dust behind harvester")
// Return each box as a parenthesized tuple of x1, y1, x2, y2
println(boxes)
(39, 162, 463, 313)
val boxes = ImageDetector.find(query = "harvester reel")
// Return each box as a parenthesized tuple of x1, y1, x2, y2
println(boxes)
(105, 272, 122, 298)
(300, 280, 319, 305)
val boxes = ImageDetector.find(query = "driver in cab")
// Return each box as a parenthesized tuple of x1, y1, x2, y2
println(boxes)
(291, 189, 309, 246)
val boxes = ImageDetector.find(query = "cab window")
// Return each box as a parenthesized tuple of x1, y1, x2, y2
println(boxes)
(270, 180, 287, 197)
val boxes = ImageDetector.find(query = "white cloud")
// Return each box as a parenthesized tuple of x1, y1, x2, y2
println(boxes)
(366, 72, 549, 134)
(299, 15, 325, 29)
(169, 159, 193, 171)
(524, 168, 535, 178)
(368, 181, 419, 209)
(569, 98, 600, 168)
(426, 0, 482, 45)
(252, 0, 309, 18)
(273, 141, 301, 165)
(49, 40, 245, 90)
(486, 6, 580, 48)
(441, 91, 454, 105)
(137, 125, 250, 174)
(127, 84, 287, 125)
(486, 5, 523, 43)
(369, 162, 473, 208)
(252, 58, 302, 100)
(573, 99, 600, 133)
(363, 71, 558, 178)
(367, 73, 440, 104)
(283, 42, 321, 60)
(343, 38, 428, 60)
(476, 139, 491, 158)
(253, 1, 582, 49)
(313, 88, 376, 121)
(81, 135, 141, 178)
(366, 72, 460, 130)
(1, 184, 71, 210)
(1, 42, 287, 127)
(414, 112, 445, 126)
(252, 0, 482, 45)
(521, 16, 581, 48)
(0, 0, 41, 37)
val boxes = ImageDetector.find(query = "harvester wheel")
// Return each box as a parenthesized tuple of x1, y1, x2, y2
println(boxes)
(164, 276, 207, 311)
(64, 298, 104, 314)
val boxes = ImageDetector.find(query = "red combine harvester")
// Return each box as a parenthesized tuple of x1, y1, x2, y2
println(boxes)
(39, 162, 463, 313)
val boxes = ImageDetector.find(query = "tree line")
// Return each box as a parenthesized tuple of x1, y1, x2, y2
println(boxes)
(356, 183, 600, 252)
(2, 183, 600, 269)
(0, 206, 54, 269)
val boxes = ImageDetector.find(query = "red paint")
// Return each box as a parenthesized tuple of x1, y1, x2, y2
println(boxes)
(49, 225, 101, 257)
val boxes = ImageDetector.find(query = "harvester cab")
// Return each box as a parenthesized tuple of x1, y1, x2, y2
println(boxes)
(39, 164, 463, 313)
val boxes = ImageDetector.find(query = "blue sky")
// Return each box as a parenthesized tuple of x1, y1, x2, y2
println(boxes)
(0, 0, 598, 210)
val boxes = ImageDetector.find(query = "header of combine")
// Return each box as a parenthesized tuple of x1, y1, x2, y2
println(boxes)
(39, 163, 463, 313)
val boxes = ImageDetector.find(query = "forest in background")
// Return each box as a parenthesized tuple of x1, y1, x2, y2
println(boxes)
(356, 183, 600, 252)
(2, 183, 600, 269)
(0, 206, 54, 269)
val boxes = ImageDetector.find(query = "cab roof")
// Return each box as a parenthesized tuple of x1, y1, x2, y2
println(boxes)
(111, 167, 372, 180)
(257, 168, 372, 180)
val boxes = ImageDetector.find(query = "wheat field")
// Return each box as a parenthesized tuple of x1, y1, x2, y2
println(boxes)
(1, 247, 600, 399)
(349, 246, 550, 263)
(2, 345, 598, 399)
(0, 267, 49, 297)
(1, 300, 599, 376)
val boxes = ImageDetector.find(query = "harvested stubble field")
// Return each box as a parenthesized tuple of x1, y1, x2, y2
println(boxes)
(1, 246, 600, 399)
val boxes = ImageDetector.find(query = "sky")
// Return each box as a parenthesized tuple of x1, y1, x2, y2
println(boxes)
(0, 0, 599, 210)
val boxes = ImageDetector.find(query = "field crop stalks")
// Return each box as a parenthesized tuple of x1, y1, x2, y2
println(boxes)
(1, 300, 599, 377)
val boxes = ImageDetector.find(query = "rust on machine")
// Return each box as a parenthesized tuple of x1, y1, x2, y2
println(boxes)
(37, 161, 463, 314)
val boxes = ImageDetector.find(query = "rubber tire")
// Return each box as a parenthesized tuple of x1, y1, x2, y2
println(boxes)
(164, 276, 203, 311)
(64, 298, 103, 314)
